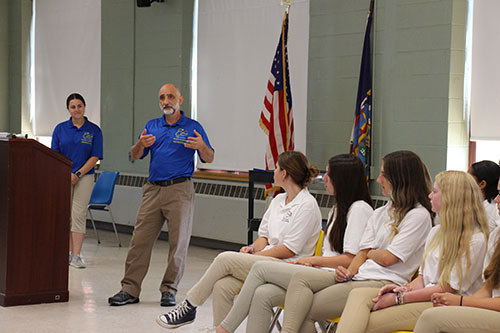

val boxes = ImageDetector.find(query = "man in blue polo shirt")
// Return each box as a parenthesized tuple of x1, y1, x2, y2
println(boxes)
(108, 83, 214, 307)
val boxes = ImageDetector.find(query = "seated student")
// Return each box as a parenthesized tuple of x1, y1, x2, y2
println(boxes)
(469, 160, 500, 230)
(267, 150, 434, 332)
(413, 184, 500, 333)
(336, 170, 490, 333)
(214, 154, 374, 333)
(156, 151, 322, 329)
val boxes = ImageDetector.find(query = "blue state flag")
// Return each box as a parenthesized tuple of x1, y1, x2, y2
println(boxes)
(351, 1, 373, 181)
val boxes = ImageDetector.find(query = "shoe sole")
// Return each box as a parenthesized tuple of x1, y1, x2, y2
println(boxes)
(70, 263, 86, 269)
(108, 298, 140, 306)
(160, 301, 176, 307)
(155, 316, 194, 329)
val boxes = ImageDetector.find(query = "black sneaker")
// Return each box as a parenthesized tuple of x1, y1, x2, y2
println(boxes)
(156, 300, 197, 329)
(108, 291, 139, 306)
(161, 291, 176, 307)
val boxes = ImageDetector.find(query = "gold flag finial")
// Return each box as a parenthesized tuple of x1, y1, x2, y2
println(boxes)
(281, 0, 291, 13)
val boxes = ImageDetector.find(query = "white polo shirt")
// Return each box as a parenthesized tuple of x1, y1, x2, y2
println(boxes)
(483, 226, 500, 298)
(258, 188, 322, 261)
(353, 202, 432, 285)
(323, 200, 374, 257)
(484, 200, 500, 231)
(421, 225, 487, 296)
(320, 200, 373, 271)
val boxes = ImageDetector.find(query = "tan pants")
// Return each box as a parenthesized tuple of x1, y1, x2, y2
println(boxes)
(185, 251, 282, 326)
(280, 268, 392, 333)
(414, 306, 500, 333)
(337, 287, 433, 333)
(121, 180, 194, 297)
(221, 261, 317, 332)
(70, 174, 94, 233)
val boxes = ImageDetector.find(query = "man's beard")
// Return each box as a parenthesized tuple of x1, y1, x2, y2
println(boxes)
(161, 102, 179, 116)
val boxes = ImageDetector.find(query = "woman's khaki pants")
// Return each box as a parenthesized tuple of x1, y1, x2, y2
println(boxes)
(414, 306, 500, 333)
(337, 287, 432, 333)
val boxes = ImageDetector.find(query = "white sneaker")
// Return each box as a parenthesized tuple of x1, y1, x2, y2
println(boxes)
(70, 254, 86, 268)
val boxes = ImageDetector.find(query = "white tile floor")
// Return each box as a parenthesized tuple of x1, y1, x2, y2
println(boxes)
(0, 230, 254, 333)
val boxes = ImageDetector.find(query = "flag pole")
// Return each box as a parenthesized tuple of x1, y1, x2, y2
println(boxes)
(368, 0, 374, 179)
(280, 0, 291, 150)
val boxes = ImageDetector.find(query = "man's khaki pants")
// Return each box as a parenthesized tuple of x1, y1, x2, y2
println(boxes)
(121, 180, 194, 297)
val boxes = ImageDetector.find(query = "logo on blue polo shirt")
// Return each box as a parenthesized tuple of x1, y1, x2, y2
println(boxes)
(81, 132, 93, 145)
(173, 128, 189, 144)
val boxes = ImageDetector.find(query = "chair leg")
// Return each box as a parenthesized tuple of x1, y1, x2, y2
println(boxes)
(107, 206, 122, 247)
(268, 307, 283, 333)
(88, 209, 101, 244)
(326, 321, 338, 333)
(276, 320, 283, 332)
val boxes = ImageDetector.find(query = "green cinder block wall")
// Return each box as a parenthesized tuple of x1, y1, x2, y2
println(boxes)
(100, 0, 193, 175)
(307, 0, 462, 194)
(0, 0, 8, 132)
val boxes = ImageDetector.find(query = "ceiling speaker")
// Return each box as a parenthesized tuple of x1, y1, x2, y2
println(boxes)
(137, 0, 165, 8)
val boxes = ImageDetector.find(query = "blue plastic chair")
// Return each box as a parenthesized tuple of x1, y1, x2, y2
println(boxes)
(86, 171, 122, 247)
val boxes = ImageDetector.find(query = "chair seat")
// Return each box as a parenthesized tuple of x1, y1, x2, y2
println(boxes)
(88, 204, 108, 210)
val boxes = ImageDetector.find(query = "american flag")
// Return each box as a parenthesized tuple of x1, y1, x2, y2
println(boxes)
(351, 0, 373, 182)
(259, 11, 294, 172)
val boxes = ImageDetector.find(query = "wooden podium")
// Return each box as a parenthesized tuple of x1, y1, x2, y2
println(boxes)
(0, 138, 71, 306)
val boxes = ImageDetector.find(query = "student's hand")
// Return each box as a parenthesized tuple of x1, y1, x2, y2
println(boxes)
(372, 292, 397, 311)
(293, 257, 315, 267)
(392, 285, 411, 293)
(372, 284, 399, 303)
(240, 245, 255, 254)
(138, 129, 156, 148)
(335, 266, 352, 282)
(431, 292, 459, 307)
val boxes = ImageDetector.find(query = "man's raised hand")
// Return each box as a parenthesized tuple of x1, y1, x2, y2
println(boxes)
(139, 128, 156, 148)
(184, 129, 206, 150)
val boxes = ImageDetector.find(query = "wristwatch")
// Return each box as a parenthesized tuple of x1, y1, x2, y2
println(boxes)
(75, 171, 82, 178)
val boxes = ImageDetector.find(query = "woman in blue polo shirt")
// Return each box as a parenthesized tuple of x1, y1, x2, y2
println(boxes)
(51, 93, 103, 269)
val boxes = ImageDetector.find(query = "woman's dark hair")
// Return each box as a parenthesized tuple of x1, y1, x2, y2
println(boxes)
(277, 151, 319, 188)
(66, 93, 86, 109)
(326, 154, 372, 253)
(470, 160, 500, 202)
(382, 150, 433, 237)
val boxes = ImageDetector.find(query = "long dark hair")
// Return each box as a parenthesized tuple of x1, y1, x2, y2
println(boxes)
(470, 160, 500, 203)
(382, 150, 433, 238)
(326, 154, 372, 253)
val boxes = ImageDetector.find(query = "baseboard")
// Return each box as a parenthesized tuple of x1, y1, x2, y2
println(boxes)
(86, 220, 244, 252)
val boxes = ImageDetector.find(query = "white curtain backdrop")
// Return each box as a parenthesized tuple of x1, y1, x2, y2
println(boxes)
(470, 0, 500, 141)
(196, 0, 309, 171)
(33, 0, 101, 136)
